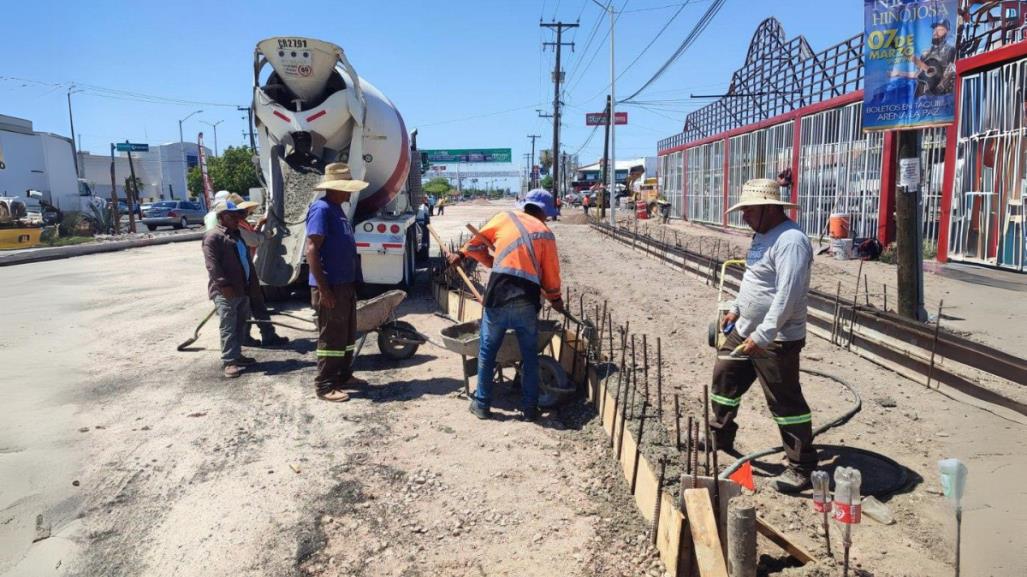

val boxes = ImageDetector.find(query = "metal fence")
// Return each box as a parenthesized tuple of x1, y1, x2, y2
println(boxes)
(920, 127, 948, 256)
(950, 57, 1027, 271)
(659, 151, 685, 218)
(686, 141, 724, 224)
(797, 102, 884, 240)
(727, 121, 794, 228)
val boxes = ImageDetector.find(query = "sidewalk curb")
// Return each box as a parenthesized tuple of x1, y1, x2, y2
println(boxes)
(0, 231, 204, 267)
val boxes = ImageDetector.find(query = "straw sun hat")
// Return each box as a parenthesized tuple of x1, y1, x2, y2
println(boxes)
(316, 162, 370, 193)
(726, 178, 798, 213)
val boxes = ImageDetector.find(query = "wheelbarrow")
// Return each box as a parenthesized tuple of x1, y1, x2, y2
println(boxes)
(177, 289, 427, 362)
(439, 318, 573, 408)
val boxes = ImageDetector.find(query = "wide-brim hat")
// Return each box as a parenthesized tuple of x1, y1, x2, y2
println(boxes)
(726, 178, 798, 212)
(213, 200, 247, 215)
(316, 162, 370, 193)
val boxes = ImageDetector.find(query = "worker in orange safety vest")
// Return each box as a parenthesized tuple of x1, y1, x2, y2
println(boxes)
(447, 189, 566, 422)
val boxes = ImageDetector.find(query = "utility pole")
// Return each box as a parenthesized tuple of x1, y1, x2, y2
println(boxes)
(523, 152, 532, 193)
(541, 20, 578, 200)
(124, 141, 139, 234)
(895, 130, 928, 321)
(238, 105, 256, 150)
(201, 120, 224, 157)
(67, 86, 82, 178)
(527, 134, 541, 188)
(600, 95, 612, 219)
(109, 144, 120, 234)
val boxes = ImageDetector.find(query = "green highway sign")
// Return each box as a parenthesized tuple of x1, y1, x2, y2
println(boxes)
(422, 148, 512, 164)
(116, 142, 149, 152)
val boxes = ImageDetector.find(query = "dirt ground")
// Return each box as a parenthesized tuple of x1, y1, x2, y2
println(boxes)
(1, 200, 1023, 577)
(548, 214, 1027, 577)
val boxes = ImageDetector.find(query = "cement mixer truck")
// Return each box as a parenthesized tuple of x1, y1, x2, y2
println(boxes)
(251, 37, 420, 290)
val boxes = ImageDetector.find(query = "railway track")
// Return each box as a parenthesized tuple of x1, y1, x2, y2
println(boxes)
(590, 221, 1027, 419)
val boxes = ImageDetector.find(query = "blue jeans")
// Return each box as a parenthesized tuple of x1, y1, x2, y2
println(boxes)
(474, 302, 539, 412)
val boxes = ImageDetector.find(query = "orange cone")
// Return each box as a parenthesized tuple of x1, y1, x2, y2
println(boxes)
(729, 460, 755, 491)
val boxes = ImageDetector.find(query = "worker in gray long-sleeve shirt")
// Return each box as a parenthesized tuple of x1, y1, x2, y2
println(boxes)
(709, 178, 817, 494)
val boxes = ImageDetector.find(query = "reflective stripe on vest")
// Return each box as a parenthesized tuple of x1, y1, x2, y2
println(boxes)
(506, 211, 542, 282)
(773, 413, 812, 426)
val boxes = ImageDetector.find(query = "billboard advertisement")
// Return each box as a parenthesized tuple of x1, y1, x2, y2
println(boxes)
(863, 0, 957, 131)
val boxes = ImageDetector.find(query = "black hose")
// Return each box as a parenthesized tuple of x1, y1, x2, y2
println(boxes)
(718, 367, 862, 479)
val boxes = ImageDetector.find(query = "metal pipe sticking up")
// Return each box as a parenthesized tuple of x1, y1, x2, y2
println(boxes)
(651, 458, 666, 546)
(631, 400, 647, 494)
(674, 394, 682, 451)
(642, 334, 650, 402)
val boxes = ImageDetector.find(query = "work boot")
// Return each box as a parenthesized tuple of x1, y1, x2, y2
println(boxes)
(223, 364, 243, 379)
(242, 334, 261, 347)
(468, 401, 491, 420)
(771, 468, 812, 494)
(261, 334, 290, 347)
(235, 355, 257, 366)
(696, 434, 737, 455)
(517, 407, 539, 422)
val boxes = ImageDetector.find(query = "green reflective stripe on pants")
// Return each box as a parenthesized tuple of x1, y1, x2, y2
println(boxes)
(711, 393, 741, 407)
(316, 347, 354, 357)
(773, 413, 812, 426)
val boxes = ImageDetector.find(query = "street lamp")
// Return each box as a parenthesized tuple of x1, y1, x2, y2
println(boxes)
(200, 119, 224, 157)
(178, 110, 202, 200)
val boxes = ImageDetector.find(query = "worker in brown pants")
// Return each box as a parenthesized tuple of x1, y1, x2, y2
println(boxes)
(710, 330, 816, 485)
(305, 163, 369, 402)
(708, 178, 817, 493)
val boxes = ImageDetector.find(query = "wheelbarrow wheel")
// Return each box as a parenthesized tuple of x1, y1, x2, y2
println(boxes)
(377, 320, 420, 361)
(538, 355, 572, 408)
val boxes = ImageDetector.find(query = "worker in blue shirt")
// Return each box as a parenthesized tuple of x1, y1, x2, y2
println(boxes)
(305, 163, 368, 402)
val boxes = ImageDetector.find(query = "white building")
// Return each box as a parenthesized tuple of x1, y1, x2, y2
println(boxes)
(79, 141, 211, 203)
(0, 114, 82, 211)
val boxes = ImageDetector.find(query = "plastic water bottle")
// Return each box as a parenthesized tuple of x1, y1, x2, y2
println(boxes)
(811, 470, 832, 556)
(833, 466, 862, 527)
(833, 466, 862, 576)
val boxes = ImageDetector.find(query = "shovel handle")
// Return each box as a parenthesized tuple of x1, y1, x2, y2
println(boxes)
(427, 224, 483, 304)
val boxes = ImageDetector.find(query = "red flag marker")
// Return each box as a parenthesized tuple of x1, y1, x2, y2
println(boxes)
(729, 460, 755, 491)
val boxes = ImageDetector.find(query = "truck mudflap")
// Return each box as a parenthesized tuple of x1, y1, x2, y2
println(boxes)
(255, 145, 324, 286)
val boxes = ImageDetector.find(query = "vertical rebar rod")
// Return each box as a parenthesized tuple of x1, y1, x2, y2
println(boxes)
(703, 385, 711, 476)
(926, 299, 944, 389)
(674, 394, 682, 451)
(642, 334, 650, 402)
(711, 430, 720, 528)
(651, 458, 666, 546)
(883, 283, 888, 313)
(656, 337, 663, 421)
(847, 259, 864, 349)
(685, 415, 693, 475)
(691, 420, 699, 489)
(631, 400, 646, 494)
(611, 340, 627, 449)
(831, 280, 843, 345)
(864, 274, 870, 306)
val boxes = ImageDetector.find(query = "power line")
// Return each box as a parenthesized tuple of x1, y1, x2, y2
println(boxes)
(619, 0, 727, 103)
(0, 76, 240, 108)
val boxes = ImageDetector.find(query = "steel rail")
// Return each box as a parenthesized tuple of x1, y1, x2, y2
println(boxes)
(590, 221, 1027, 417)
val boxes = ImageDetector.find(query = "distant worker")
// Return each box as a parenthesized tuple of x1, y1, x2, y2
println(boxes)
(428, 194, 437, 216)
(305, 163, 369, 402)
(202, 200, 259, 378)
(436, 195, 446, 216)
(415, 197, 431, 257)
(582, 193, 591, 216)
(447, 189, 565, 422)
(709, 178, 816, 493)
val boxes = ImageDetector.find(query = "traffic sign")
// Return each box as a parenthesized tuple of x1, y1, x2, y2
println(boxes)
(116, 142, 150, 152)
(422, 148, 512, 163)
(585, 112, 628, 126)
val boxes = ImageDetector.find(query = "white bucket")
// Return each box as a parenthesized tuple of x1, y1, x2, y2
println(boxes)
(832, 238, 853, 260)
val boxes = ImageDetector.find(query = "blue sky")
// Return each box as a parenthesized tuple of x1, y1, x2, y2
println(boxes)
(4, 0, 863, 189)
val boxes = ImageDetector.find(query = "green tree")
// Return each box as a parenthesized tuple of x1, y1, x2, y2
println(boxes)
(540, 175, 554, 191)
(124, 176, 144, 200)
(188, 146, 260, 197)
(422, 177, 452, 195)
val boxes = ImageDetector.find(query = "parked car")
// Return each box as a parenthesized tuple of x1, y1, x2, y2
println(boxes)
(141, 200, 206, 230)
(108, 199, 142, 218)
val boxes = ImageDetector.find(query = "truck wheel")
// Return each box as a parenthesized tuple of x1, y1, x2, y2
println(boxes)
(378, 320, 421, 361)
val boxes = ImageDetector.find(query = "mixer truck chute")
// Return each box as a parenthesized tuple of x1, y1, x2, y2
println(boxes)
(252, 37, 419, 289)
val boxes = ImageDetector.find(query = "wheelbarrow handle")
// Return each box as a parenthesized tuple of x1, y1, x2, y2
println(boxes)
(427, 224, 483, 304)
